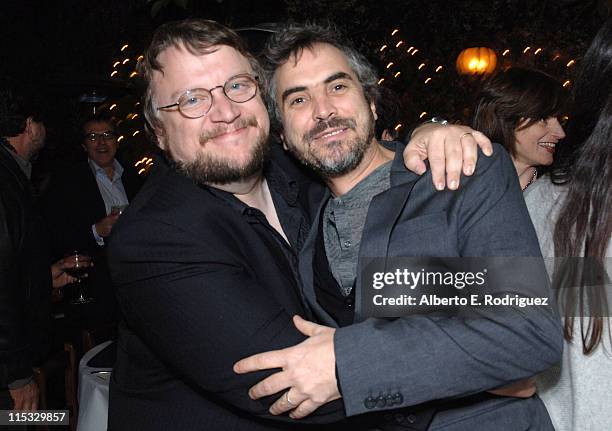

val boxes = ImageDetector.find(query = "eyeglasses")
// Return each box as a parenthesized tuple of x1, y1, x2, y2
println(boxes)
(84, 131, 117, 142)
(156, 74, 259, 119)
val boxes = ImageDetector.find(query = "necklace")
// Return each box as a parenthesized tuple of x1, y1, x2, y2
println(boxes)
(522, 168, 538, 191)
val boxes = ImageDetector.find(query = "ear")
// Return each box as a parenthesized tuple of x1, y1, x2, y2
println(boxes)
(279, 132, 288, 151)
(154, 126, 167, 151)
(370, 101, 378, 121)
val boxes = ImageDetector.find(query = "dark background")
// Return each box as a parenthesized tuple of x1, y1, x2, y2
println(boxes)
(1, 0, 608, 173)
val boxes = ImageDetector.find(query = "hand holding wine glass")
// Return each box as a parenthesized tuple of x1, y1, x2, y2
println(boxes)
(63, 251, 94, 304)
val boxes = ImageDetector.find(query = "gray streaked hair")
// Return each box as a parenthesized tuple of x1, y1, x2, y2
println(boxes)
(261, 22, 379, 124)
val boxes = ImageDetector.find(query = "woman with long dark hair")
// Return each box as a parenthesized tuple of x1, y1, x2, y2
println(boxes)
(473, 67, 566, 191)
(524, 18, 612, 431)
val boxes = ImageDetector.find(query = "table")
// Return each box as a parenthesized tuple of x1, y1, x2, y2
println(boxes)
(77, 341, 113, 431)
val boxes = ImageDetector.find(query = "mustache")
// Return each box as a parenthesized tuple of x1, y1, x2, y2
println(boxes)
(304, 117, 356, 143)
(199, 116, 259, 143)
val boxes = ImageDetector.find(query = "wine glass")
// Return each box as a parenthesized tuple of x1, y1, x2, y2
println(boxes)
(64, 251, 94, 304)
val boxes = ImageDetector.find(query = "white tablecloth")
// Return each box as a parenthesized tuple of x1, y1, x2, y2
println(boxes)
(77, 341, 113, 431)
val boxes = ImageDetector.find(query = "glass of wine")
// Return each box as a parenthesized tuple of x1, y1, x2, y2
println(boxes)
(64, 251, 93, 304)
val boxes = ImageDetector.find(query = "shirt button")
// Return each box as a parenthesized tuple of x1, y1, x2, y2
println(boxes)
(343, 240, 352, 248)
(344, 297, 354, 307)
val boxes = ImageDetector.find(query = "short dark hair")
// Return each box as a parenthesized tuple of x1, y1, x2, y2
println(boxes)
(262, 22, 379, 124)
(472, 67, 566, 157)
(81, 112, 116, 134)
(0, 84, 45, 138)
(139, 19, 264, 133)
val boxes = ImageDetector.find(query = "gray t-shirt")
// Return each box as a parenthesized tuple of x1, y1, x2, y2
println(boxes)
(323, 161, 392, 296)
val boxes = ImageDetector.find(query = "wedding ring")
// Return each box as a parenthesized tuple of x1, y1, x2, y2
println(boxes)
(285, 392, 295, 406)
(459, 132, 473, 140)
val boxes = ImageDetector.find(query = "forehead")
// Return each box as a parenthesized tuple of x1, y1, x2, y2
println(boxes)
(274, 43, 357, 91)
(152, 44, 253, 97)
(83, 120, 113, 132)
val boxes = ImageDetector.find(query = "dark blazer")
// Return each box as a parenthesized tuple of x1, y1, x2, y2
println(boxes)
(299, 143, 564, 430)
(106, 158, 346, 431)
(0, 144, 51, 387)
(43, 160, 142, 326)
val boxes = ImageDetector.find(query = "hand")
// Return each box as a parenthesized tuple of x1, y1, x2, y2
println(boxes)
(234, 315, 340, 419)
(9, 381, 39, 411)
(488, 378, 536, 398)
(50, 256, 92, 288)
(94, 213, 120, 238)
(403, 123, 493, 190)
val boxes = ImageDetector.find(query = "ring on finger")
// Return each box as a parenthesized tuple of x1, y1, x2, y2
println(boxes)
(285, 391, 295, 407)
(459, 131, 473, 140)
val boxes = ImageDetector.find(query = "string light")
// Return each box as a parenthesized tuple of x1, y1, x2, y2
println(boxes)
(424, 77, 432, 84)
(137, 55, 144, 62)
(110, 71, 118, 77)
(395, 41, 403, 48)
(394, 124, 402, 131)
(563, 80, 571, 87)
(132, 130, 140, 136)
(502, 49, 510, 56)
(129, 71, 138, 78)
(109, 104, 117, 110)
(523, 47, 531, 54)
(117, 135, 125, 142)
(391, 29, 399, 36)
(122, 58, 130, 64)
(411, 49, 418, 56)
(406, 46, 414, 54)
(377, 78, 385, 84)
(419, 112, 427, 119)
(435, 66, 443, 72)
(386, 62, 394, 69)
(566, 59, 575, 67)
(394, 71, 401, 78)
(418, 63, 426, 70)
(113, 61, 120, 68)
(379, 45, 388, 52)
(121, 44, 129, 52)
(534, 48, 542, 55)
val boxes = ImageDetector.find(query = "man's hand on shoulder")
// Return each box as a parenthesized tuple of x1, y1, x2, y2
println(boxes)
(9, 381, 39, 411)
(403, 123, 493, 190)
(234, 315, 340, 419)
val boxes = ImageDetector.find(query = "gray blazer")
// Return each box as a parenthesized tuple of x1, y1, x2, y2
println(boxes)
(298, 143, 563, 430)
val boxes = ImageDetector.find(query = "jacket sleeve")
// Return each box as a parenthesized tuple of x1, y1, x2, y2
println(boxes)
(334, 146, 564, 416)
(0, 188, 33, 387)
(108, 217, 345, 424)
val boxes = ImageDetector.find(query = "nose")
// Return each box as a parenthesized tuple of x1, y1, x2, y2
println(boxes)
(207, 87, 241, 123)
(312, 92, 337, 122)
(548, 118, 566, 139)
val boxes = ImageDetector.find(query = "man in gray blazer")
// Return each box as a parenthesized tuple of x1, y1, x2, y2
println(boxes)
(235, 23, 563, 430)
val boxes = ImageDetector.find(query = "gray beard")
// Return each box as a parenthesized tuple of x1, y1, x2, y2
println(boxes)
(172, 134, 269, 186)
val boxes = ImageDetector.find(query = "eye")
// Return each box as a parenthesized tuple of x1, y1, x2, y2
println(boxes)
(289, 96, 307, 106)
(331, 83, 348, 92)
(180, 91, 210, 109)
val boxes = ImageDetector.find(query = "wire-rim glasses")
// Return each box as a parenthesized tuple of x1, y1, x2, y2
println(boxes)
(157, 74, 259, 119)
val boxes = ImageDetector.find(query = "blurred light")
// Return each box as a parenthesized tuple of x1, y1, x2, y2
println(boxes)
(394, 123, 402, 131)
(395, 41, 403, 48)
(129, 71, 138, 78)
(135, 102, 141, 106)
(117, 135, 125, 142)
(121, 44, 129, 52)
(394, 71, 401, 78)
(135, 159, 144, 167)
(132, 130, 140, 136)
(391, 29, 399, 36)
(137, 55, 144, 62)
(113, 61, 120, 68)
(502, 49, 510, 56)
(435, 66, 443, 72)
(138, 168, 146, 175)
(109, 104, 117, 110)
(566, 59, 575, 67)
(131, 114, 139, 120)
(552, 54, 561, 61)
(419, 111, 427, 119)
(386, 62, 394, 69)
(377, 78, 385, 84)
(406, 46, 414, 54)
(110, 71, 118, 77)
(424, 77, 432, 84)
(523, 47, 531, 54)
(146, 158, 153, 163)
(534, 48, 542, 55)
(418, 63, 425, 70)
(122, 58, 130, 64)
(563, 80, 571, 87)
(379, 45, 388, 52)
(411, 49, 418, 56)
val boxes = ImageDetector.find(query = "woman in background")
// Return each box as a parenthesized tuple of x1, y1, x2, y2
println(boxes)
(524, 18, 612, 431)
(472, 67, 566, 191)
